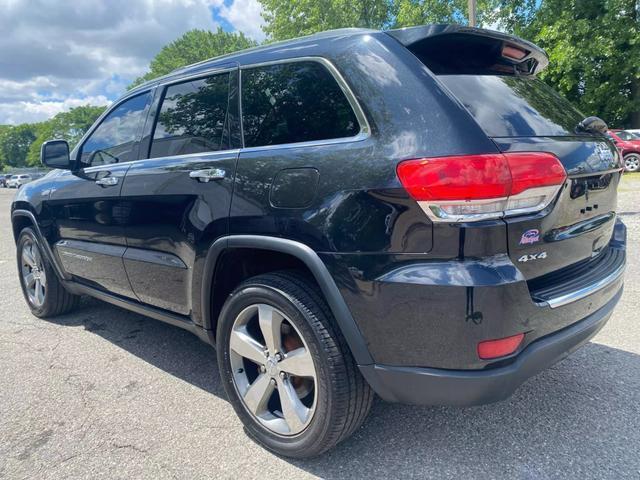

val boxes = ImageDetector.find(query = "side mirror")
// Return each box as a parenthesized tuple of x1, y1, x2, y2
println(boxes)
(41, 140, 73, 170)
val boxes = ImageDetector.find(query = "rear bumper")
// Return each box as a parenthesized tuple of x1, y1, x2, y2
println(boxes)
(321, 220, 626, 370)
(359, 287, 621, 406)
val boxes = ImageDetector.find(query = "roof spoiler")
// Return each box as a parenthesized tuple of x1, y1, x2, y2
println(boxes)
(387, 24, 548, 75)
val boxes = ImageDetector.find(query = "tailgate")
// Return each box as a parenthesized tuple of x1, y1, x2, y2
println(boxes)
(438, 73, 622, 280)
(393, 24, 623, 280)
(496, 137, 621, 279)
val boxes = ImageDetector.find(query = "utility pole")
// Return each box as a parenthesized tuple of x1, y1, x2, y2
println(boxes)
(468, 0, 477, 27)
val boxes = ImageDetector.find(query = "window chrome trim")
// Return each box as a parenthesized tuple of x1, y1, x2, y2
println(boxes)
(130, 149, 242, 164)
(156, 64, 237, 89)
(238, 56, 371, 152)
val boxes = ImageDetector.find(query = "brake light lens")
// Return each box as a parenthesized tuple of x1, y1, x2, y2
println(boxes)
(397, 152, 566, 222)
(502, 44, 528, 61)
(478, 333, 525, 359)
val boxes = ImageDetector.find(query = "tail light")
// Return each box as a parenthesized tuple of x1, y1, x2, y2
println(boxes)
(397, 152, 567, 222)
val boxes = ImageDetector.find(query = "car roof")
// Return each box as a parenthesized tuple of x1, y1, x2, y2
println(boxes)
(128, 24, 547, 95)
(129, 28, 377, 94)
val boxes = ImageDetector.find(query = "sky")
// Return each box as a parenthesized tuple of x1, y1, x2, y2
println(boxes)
(0, 0, 265, 125)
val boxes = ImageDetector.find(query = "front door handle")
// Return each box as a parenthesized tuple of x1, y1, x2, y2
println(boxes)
(95, 176, 118, 187)
(189, 168, 226, 183)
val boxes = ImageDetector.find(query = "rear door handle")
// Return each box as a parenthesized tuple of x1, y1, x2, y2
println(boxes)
(189, 168, 226, 183)
(95, 176, 118, 187)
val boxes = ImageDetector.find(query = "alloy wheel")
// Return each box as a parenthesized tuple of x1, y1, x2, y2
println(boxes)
(624, 154, 640, 172)
(21, 239, 46, 307)
(229, 303, 317, 436)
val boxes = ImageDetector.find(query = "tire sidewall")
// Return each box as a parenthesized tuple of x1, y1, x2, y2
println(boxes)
(17, 228, 53, 317)
(216, 283, 337, 456)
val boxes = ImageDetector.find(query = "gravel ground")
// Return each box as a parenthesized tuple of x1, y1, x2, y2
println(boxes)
(1, 178, 639, 480)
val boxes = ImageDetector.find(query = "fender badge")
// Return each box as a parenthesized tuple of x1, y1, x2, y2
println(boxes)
(520, 229, 540, 245)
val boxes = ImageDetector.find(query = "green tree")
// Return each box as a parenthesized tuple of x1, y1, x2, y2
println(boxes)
(130, 28, 257, 87)
(0, 125, 11, 170)
(394, 0, 500, 26)
(260, 0, 394, 40)
(0, 124, 37, 168)
(512, 0, 640, 128)
(25, 105, 106, 166)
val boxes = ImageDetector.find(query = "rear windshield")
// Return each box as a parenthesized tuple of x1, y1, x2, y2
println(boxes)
(438, 75, 584, 137)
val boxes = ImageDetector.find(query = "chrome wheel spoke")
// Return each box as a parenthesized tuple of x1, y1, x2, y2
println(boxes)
(243, 374, 274, 415)
(24, 273, 36, 289)
(277, 376, 309, 433)
(230, 303, 317, 436)
(258, 304, 283, 356)
(34, 279, 45, 305)
(33, 245, 42, 266)
(230, 328, 266, 365)
(279, 348, 315, 378)
(22, 248, 36, 268)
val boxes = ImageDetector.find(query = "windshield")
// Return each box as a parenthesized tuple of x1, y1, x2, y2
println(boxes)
(438, 75, 584, 137)
(617, 131, 640, 141)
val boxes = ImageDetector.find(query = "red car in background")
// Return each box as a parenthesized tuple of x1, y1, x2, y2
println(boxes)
(607, 129, 640, 172)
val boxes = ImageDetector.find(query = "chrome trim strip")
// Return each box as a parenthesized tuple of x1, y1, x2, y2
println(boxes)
(239, 131, 370, 153)
(541, 261, 625, 309)
(417, 185, 561, 223)
(238, 56, 371, 152)
(156, 65, 237, 88)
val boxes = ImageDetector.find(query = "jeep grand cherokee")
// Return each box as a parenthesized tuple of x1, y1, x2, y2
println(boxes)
(12, 25, 625, 458)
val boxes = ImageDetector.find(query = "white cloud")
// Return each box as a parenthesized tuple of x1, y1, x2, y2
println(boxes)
(0, 0, 243, 124)
(215, 0, 266, 41)
(0, 0, 267, 125)
(0, 95, 111, 125)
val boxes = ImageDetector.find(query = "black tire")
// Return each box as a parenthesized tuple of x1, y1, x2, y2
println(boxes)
(17, 228, 80, 318)
(216, 270, 373, 458)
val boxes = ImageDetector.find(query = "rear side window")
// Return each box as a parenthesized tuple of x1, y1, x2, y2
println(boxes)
(438, 75, 584, 137)
(241, 61, 359, 148)
(150, 72, 231, 158)
(80, 92, 151, 166)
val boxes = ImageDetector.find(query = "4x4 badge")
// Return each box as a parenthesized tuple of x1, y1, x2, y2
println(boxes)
(519, 229, 540, 245)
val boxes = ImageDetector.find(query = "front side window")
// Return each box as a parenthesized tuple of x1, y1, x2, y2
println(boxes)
(241, 61, 360, 148)
(80, 92, 151, 167)
(150, 72, 231, 158)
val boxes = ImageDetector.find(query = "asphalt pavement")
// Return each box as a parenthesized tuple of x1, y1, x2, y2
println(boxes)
(1, 179, 639, 479)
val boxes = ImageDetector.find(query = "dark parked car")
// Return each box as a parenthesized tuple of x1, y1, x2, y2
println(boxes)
(12, 25, 625, 458)
(0, 174, 12, 187)
(607, 129, 640, 172)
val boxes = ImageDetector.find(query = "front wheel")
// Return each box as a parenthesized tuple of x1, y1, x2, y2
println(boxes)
(624, 153, 640, 172)
(217, 271, 372, 458)
(17, 228, 80, 317)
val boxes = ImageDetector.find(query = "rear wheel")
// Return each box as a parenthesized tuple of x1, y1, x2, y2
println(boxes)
(624, 153, 640, 172)
(17, 228, 80, 317)
(217, 271, 372, 458)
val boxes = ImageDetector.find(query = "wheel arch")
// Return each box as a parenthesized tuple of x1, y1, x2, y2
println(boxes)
(201, 236, 373, 365)
(11, 209, 69, 281)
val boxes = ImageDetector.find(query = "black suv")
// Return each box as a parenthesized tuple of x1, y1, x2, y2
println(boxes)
(12, 25, 626, 457)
